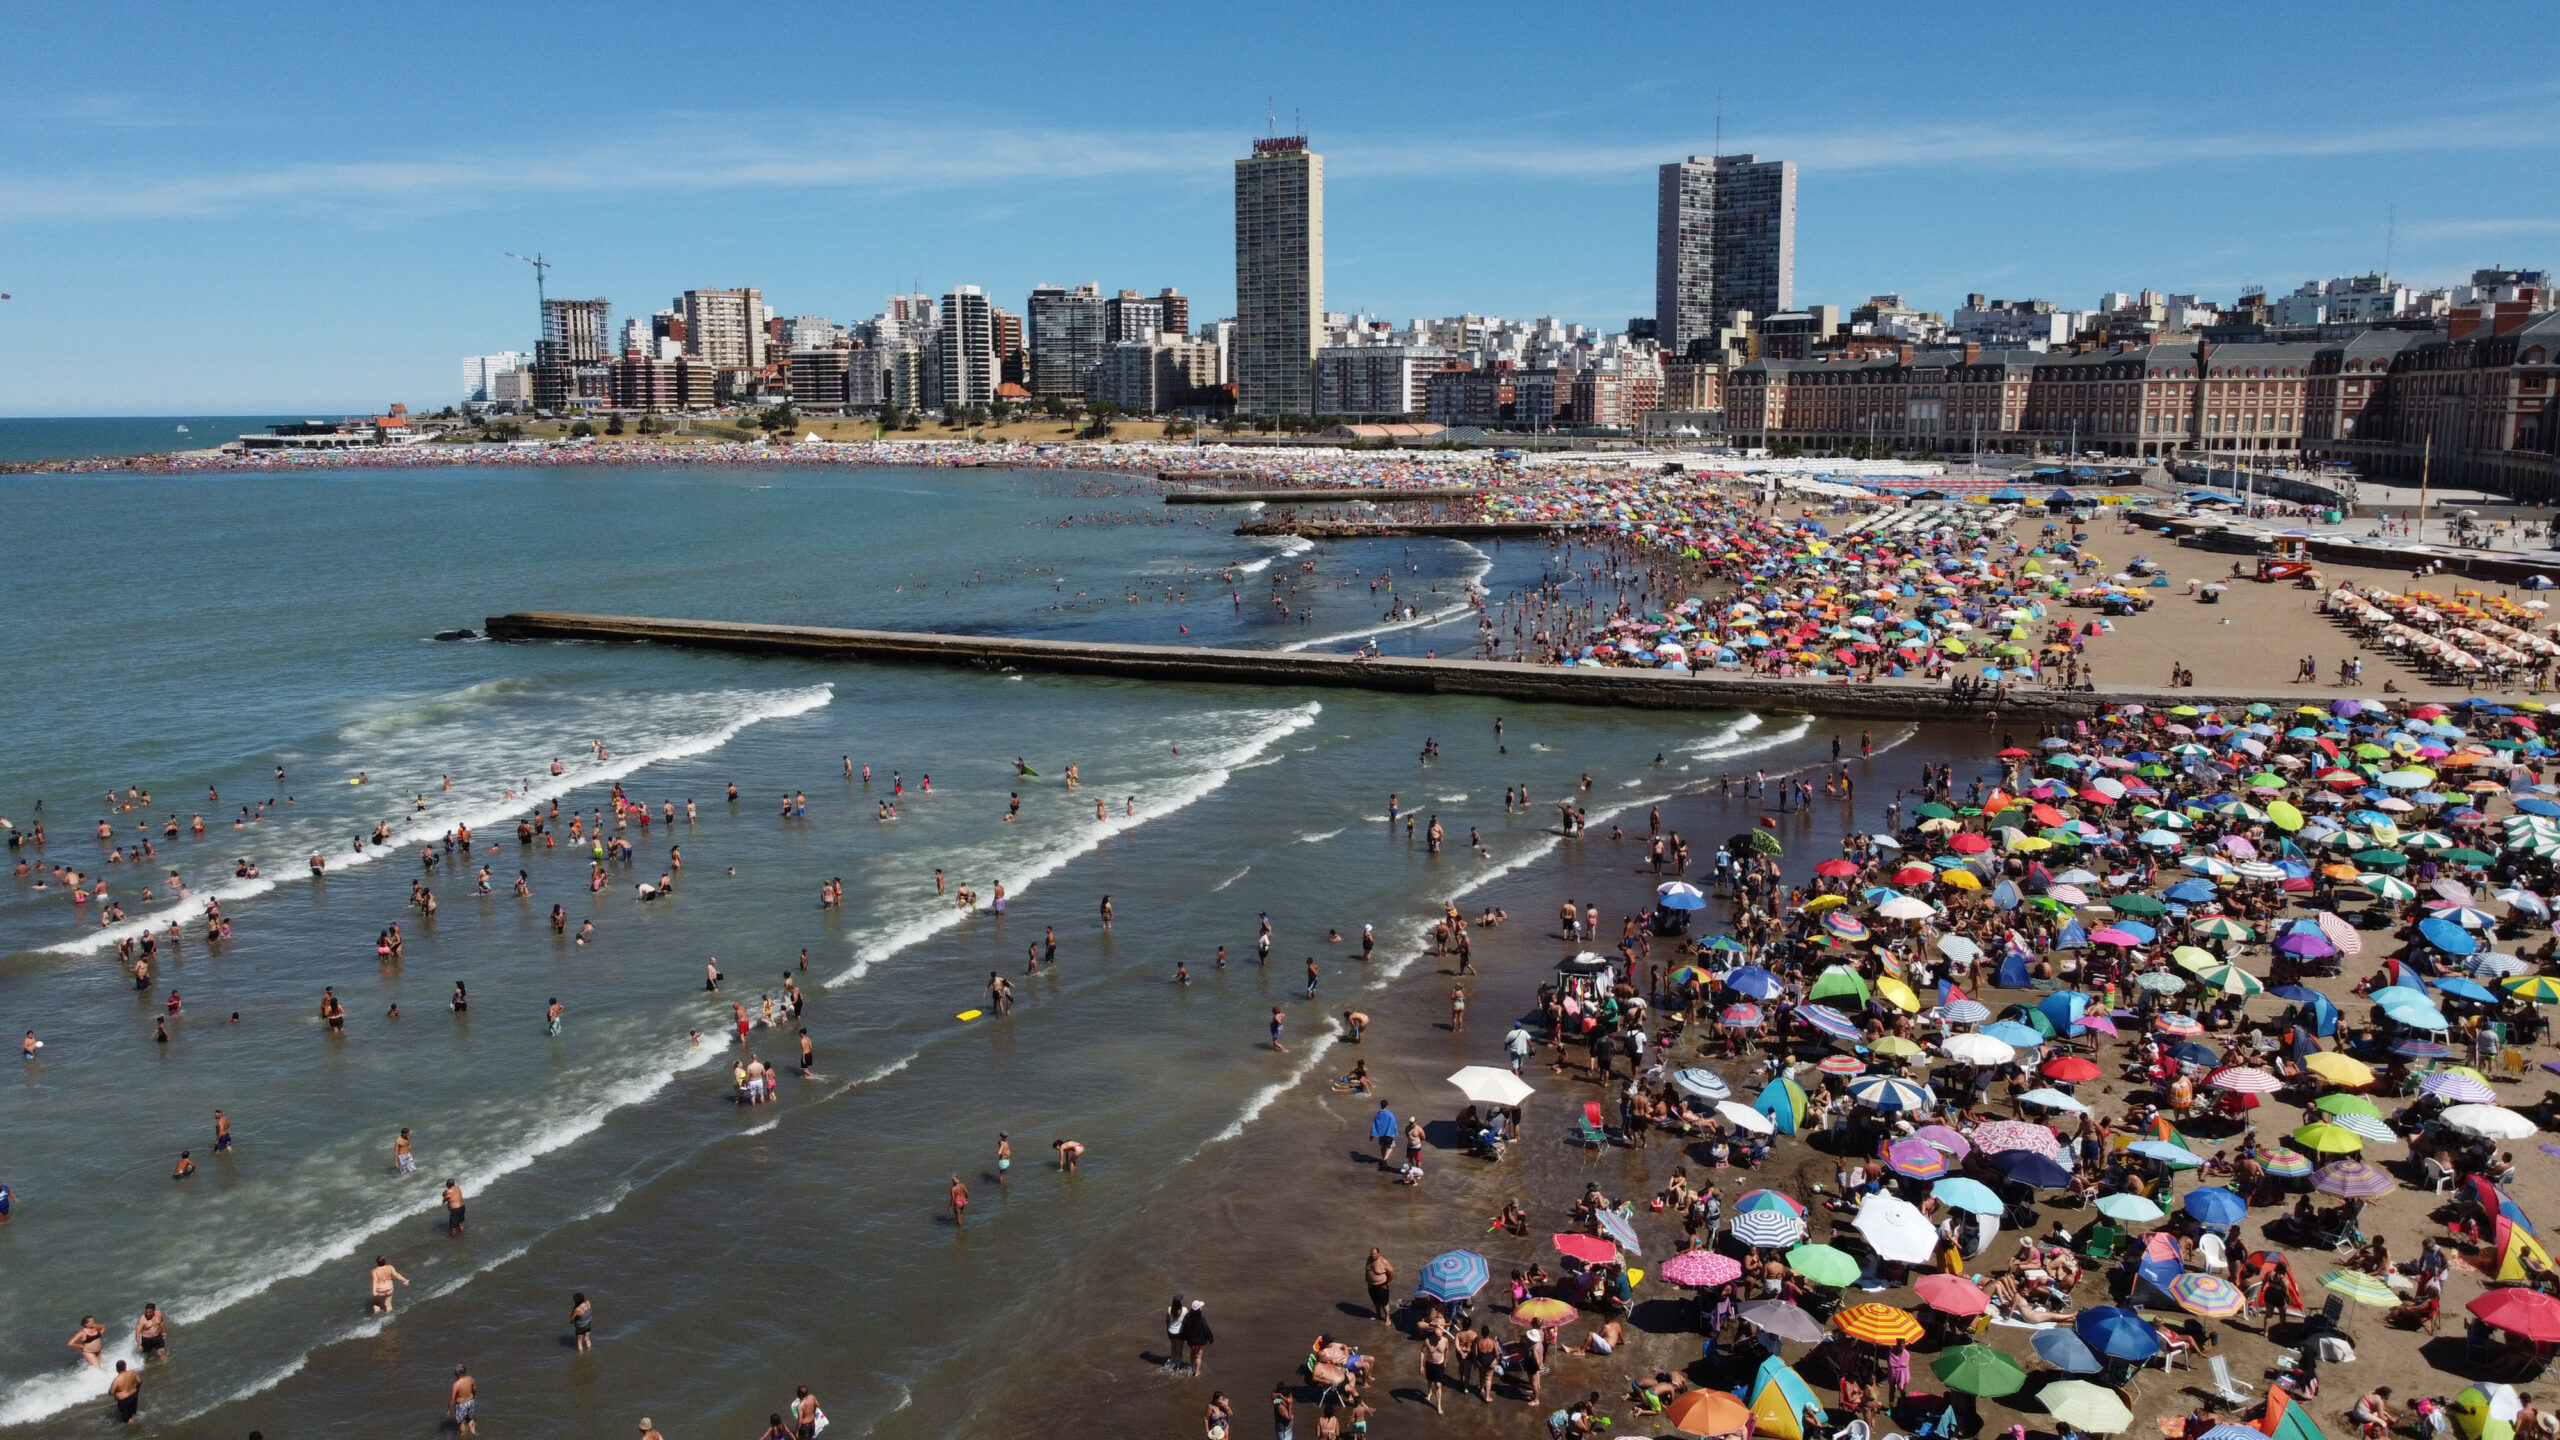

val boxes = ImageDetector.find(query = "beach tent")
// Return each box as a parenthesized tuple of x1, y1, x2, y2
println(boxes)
(2497, 1217, 2554, 1283)
(1756, 1074, 1811, 1135)
(1749, 1356, 1825, 1440)
(2258, 1387, 2332, 1440)
(1996, 946, 2031, 989)
(2135, 1231, 2185, 1304)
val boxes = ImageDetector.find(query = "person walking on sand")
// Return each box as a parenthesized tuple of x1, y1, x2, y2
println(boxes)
(1451, 983, 1466, 1032)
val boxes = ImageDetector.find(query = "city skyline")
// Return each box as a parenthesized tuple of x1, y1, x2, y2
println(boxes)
(2, 0, 2557, 413)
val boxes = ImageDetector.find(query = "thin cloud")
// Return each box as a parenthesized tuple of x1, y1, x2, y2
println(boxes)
(5, 99, 2557, 224)
(2409, 217, 2560, 240)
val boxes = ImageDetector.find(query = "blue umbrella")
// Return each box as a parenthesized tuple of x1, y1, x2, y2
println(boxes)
(1417, 1249, 1490, 1302)
(1799, 1004, 1863, 1041)
(2108, 919, 2158, 944)
(1659, 891, 1707, 911)
(2075, 1305, 2164, 1360)
(2032, 1330, 2103, 1374)
(2182, 1186, 2248, 1227)
(2163, 879, 2218, 903)
(2436, 976, 2499, 1004)
(2418, 917, 2480, 955)
(1932, 1178, 2004, 1213)
(2129, 1139, 2206, 1167)
(2518, 797, 2560, 819)
(2383, 999, 2450, 1029)
(2167, 1041, 2221, 1067)
(1983, 1021, 2047, 1048)
(1723, 965, 1781, 997)
(1988, 1150, 2074, 1188)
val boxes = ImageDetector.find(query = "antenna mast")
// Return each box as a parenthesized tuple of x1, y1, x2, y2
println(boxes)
(1715, 92, 1723, 155)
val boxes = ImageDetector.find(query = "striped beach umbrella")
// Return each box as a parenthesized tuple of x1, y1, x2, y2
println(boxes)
(2423, 1072, 2500, 1103)
(2167, 1272, 2246, 1318)
(1797, 1004, 1862, 1040)
(2191, 915, 2253, 940)
(2331, 1113, 2400, 1145)
(1734, 1188, 1806, 1216)
(2320, 1270, 2399, 1308)
(1941, 999, 1992, 1024)
(1720, 1003, 1765, 1028)
(2312, 1160, 2395, 1197)
(1417, 1249, 1491, 1301)
(2153, 1014, 2204, 1036)
(1514, 1297, 1579, 1326)
(1885, 1137, 1949, 1180)
(1730, 1210, 1805, 1248)
(1817, 1055, 1868, 1076)
(1835, 1302, 1925, 1345)
(2209, 1066, 2283, 1094)
(1847, 1074, 1934, 1112)
(2507, 976, 2560, 1003)
(2259, 1148, 2314, 1178)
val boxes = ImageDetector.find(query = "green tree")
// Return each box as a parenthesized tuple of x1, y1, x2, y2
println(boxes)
(637, 412, 660, 435)
(605, 414, 626, 435)
(569, 420, 595, 439)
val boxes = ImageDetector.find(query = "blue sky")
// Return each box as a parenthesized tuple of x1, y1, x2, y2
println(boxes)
(3, 0, 2556, 414)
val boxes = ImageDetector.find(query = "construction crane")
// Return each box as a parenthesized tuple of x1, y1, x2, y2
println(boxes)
(504, 251, 552, 308)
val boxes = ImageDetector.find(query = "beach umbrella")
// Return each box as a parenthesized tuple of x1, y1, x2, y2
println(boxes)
(1989, 1149, 2075, 1188)
(1594, 1207, 1643, 1256)
(1931, 1343, 2027, 1397)
(1885, 1137, 1949, 1180)
(1982, 1020, 2047, 1048)
(2292, 1123, 2365, 1154)
(2321, 1271, 2400, 1308)
(1872, 1036, 1924, 1058)
(1785, 1243, 1860, 1287)
(2314, 1093, 2383, 1118)
(1735, 1188, 1807, 1217)
(1972, 1119, 2062, 1156)
(1817, 1055, 1869, 1077)
(1854, 1194, 1941, 1263)
(1717, 1100, 1776, 1135)
(2260, 1148, 2315, 1179)
(1808, 966, 1873, 1005)
(1416, 1250, 1491, 1301)
(1797, 1004, 1862, 1041)
(1917, 1272, 1991, 1317)
(2303, 1052, 2374, 1086)
(2423, 1072, 2500, 1103)
(2095, 1192, 2166, 1222)
(1663, 1389, 1754, 1439)
(2506, 976, 2560, 1003)
(2021, 1088, 2089, 1113)
(2471, 1287, 2560, 1342)
(2168, 1272, 2247, 1318)
(2191, 916, 2254, 941)
(2332, 1113, 2400, 1145)
(1720, 1004, 1765, 1028)
(2042, 1381, 2135, 1433)
(2438, 976, 2501, 1005)
(2042, 1055, 2101, 1083)
(1836, 1302, 1925, 1345)
(2451, 1387, 2524, 1440)
(1514, 1297, 1580, 1326)
(2421, 917, 2482, 954)
(1932, 1178, 2004, 1214)
(1658, 1249, 1740, 1288)
(1447, 1066, 1536, 1107)
(2031, 1330, 2103, 1374)
(2184, 1187, 2248, 1226)
(1553, 1233, 1618, 1265)
(1849, 1075, 1934, 1112)
(1730, 1210, 1804, 1248)
(2128, 1139, 2206, 1167)
(1942, 1034, 2014, 1065)
(2444, 1105, 2540, 1140)
(2363, 875, 2419, 901)
(2210, 1066, 2283, 1094)
(2153, 1014, 2204, 1036)
(1738, 1300, 1826, 1344)
(1674, 1069, 1733, 1100)
(2074, 1306, 2162, 1361)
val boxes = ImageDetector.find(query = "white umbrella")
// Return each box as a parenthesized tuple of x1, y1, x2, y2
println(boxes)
(1937, 935, 1983, 963)
(1447, 1066, 1535, 1108)
(1717, 1100, 1775, 1134)
(1877, 896, 1935, 921)
(1659, 881, 1705, 899)
(2442, 1104, 2539, 1140)
(1941, 1033, 2016, 1065)
(1853, 1193, 1939, 1263)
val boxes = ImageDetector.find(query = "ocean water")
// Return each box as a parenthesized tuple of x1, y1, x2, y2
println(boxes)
(0, 463, 1831, 1437)
(0, 416, 313, 464)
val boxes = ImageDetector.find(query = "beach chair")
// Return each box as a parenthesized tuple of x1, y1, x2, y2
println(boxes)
(2198, 1232, 2231, 1277)
(1577, 1102, 1607, 1150)
(2083, 1222, 2128, 1263)
(1838, 1419, 1873, 1440)
(2421, 1158, 2456, 1194)
(2209, 1354, 2255, 1407)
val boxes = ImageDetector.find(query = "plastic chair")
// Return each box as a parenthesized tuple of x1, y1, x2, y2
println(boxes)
(2199, 1232, 2231, 1276)
(2422, 1158, 2455, 1194)
(2084, 1223, 2128, 1262)
(2210, 1354, 2256, 1406)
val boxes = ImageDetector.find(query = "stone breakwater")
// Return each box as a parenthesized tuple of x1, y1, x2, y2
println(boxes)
(476, 611, 2305, 720)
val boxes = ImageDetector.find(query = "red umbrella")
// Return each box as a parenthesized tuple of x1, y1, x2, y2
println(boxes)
(1893, 865, 1937, 886)
(1997, 748, 2033, 759)
(2041, 1056, 2101, 1083)
(1553, 1233, 1620, 1265)
(2470, 1287, 2560, 1342)
(1915, 1272, 1989, 1316)
(1815, 859, 1858, 877)
(1946, 834, 1992, 854)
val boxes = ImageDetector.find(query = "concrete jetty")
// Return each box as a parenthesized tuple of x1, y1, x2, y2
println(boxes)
(1234, 521, 1578, 538)
(1164, 485, 1479, 504)
(478, 611, 2303, 720)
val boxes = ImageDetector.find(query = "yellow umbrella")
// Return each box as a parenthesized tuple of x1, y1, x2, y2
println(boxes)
(2304, 1052, 2374, 1086)
(2171, 948, 2221, 974)
(1871, 1036, 1924, 1056)
(2006, 834, 2053, 852)
(1876, 977, 1922, 1013)
(1801, 894, 1848, 914)
(1940, 870, 1982, 892)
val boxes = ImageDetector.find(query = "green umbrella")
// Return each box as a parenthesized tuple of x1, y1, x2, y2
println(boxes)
(1785, 1243, 1860, 1287)
(1915, 802, 1956, 820)
(2042, 1380, 2134, 1433)
(2292, 1122, 2365, 1154)
(2445, 848, 2496, 866)
(2353, 850, 2409, 870)
(1808, 967, 1873, 1007)
(2190, 917, 2254, 941)
(1931, 1345, 2027, 1398)
(1748, 830, 1784, 857)
(2314, 1093, 2382, 1118)
(2361, 875, 2417, 900)
(2094, 1192, 2166, 1222)
(2199, 963, 2263, 996)
(2108, 894, 2169, 916)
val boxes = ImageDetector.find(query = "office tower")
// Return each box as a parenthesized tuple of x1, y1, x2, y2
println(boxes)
(1157, 287, 1189, 337)
(1654, 153, 1796, 357)
(1106, 289, 1166, 344)
(1234, 136, 1324, 415)
(991, 306, 1025, 388)
(1027, 283, 1106, 397)
(937, 284, 996, 410)
(678, 288, 767, 369)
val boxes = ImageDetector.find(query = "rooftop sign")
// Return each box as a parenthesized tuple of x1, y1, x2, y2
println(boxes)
(1251, 136, 1308, 154)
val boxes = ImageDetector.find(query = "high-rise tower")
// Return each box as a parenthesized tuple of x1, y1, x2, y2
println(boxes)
(1655, 154, 1796, 357)
(1234, 136, 1324, 416)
